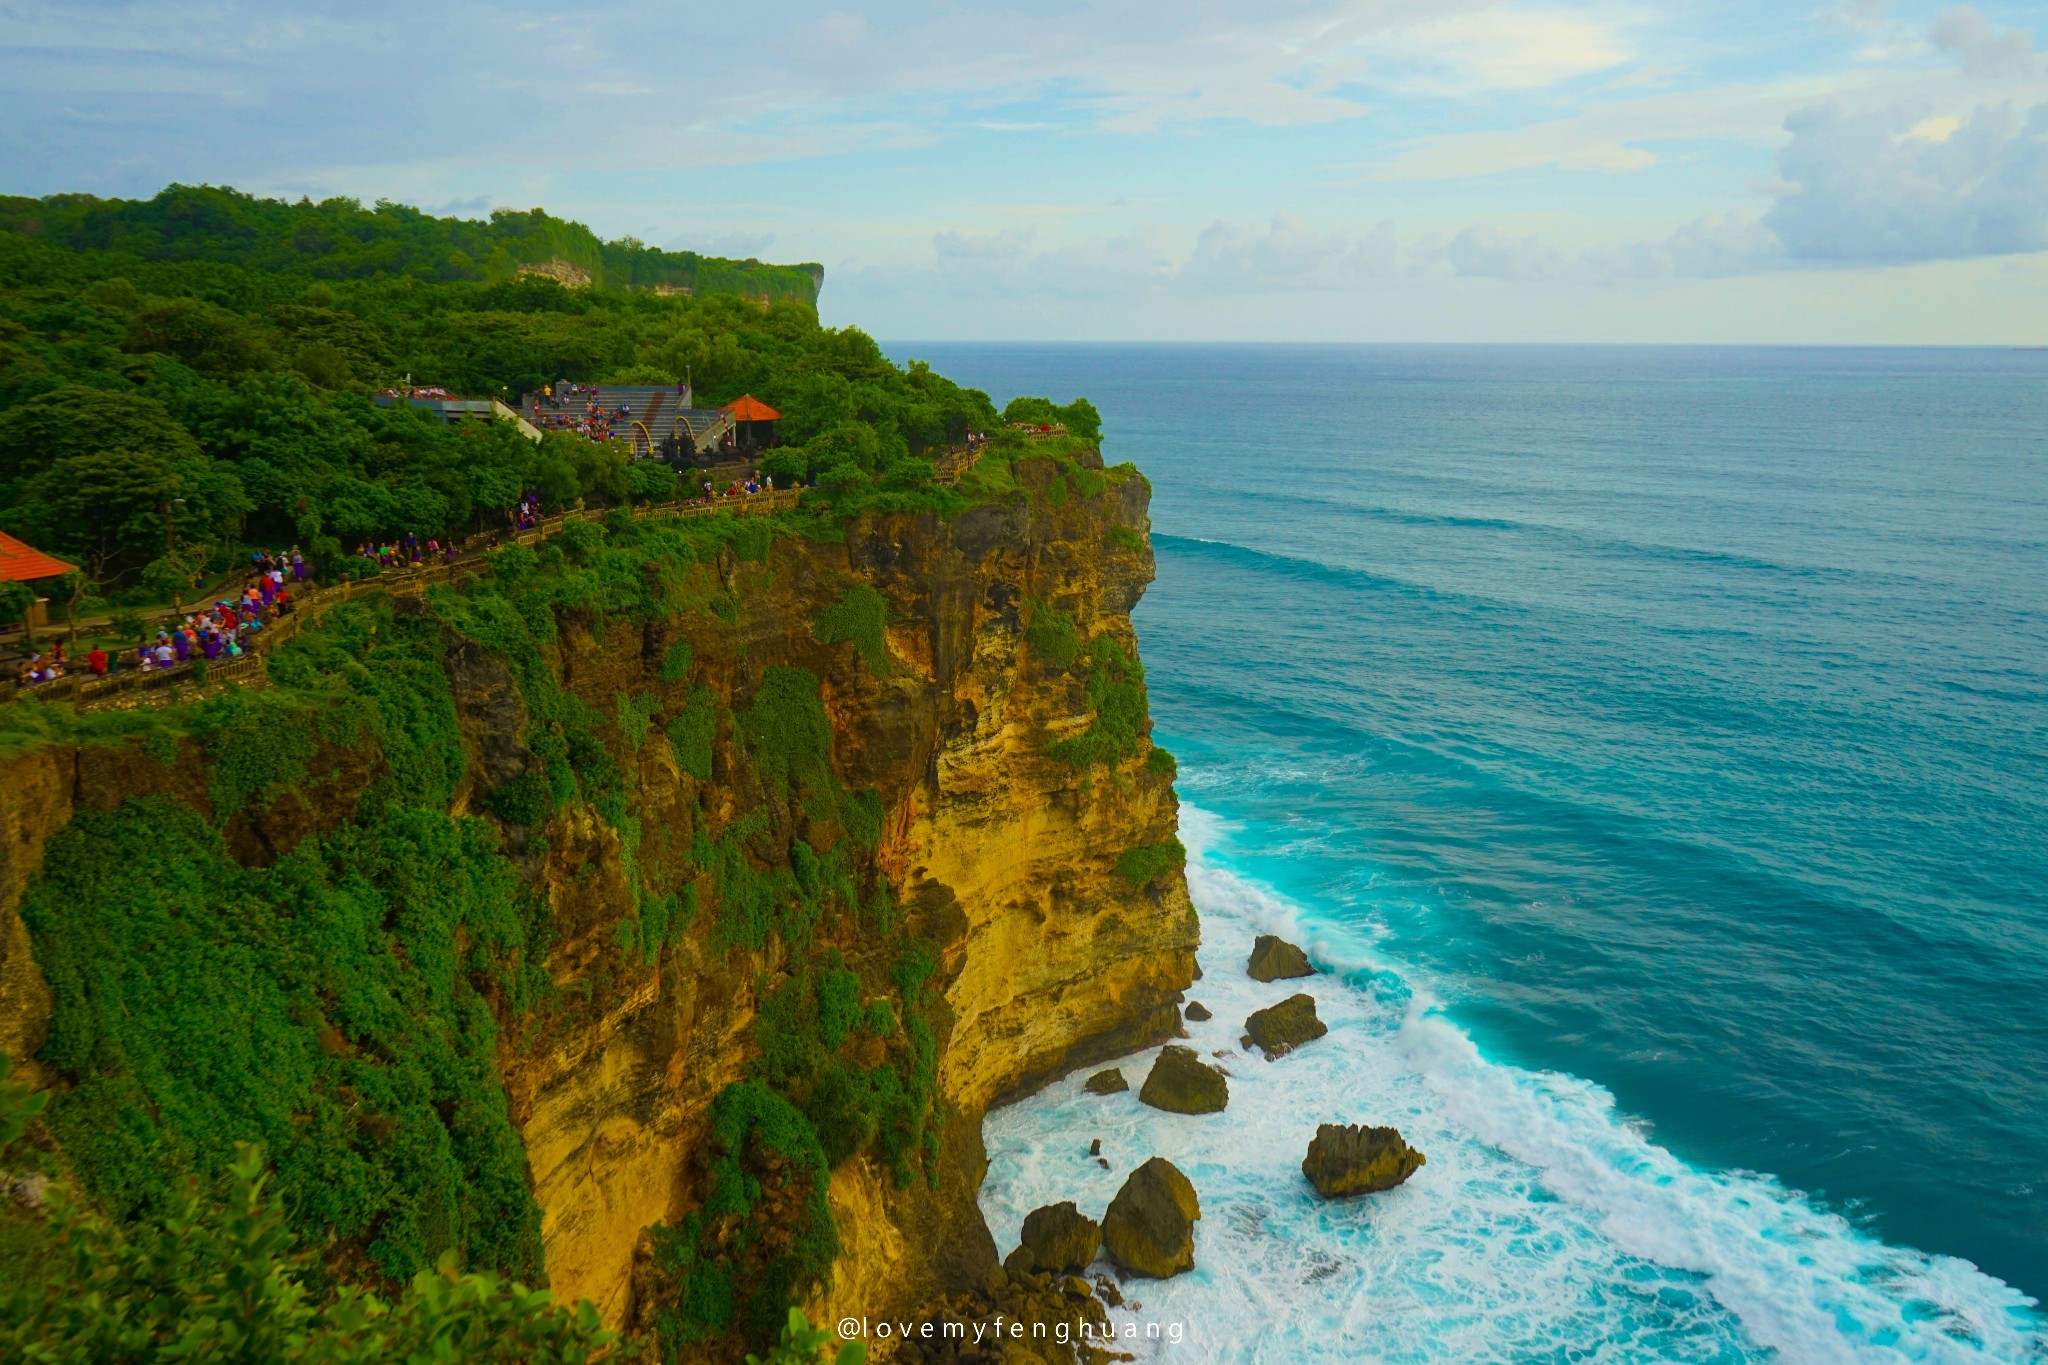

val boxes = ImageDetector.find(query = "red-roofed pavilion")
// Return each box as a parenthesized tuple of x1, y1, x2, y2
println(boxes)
(722, 395, 781, 423)
(0, 531, 76, 583)
(722, 395, 782, 452)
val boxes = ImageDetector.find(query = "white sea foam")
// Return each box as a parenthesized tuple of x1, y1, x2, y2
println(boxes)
(979, 809, 2048, 1363)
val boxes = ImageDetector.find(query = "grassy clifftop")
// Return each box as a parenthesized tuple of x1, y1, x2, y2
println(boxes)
(0, 186, 822, 303)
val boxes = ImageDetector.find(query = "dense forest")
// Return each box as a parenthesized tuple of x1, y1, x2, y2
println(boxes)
(0, 185, 1102, 618)
(0, 186, 823, 300)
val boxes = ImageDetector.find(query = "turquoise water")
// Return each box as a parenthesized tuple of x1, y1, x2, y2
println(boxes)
(891, 344, 2048, 1361)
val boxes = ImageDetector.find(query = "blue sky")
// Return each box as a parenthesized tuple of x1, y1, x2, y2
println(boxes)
(3, 0, 2045, 341)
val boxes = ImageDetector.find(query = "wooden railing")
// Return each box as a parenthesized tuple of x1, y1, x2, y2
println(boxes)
(2, 488, 801, 712)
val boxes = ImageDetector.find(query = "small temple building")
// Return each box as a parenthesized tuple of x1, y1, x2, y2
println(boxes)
(1, 530, 78, 630)
(723, 395, 782, 453)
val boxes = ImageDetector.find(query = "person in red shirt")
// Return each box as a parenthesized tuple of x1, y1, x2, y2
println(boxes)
(85, 646, 108, 676)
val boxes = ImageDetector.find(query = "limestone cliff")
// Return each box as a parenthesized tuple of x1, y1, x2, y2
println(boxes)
(0, 453, 1196, 1359)
(503, 461, 1196, 1337)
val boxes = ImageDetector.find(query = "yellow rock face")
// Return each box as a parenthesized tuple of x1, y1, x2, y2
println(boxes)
(507, 475, 1196, 1329)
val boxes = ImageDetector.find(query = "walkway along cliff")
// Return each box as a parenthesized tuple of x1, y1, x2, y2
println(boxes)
(0, 448, 1198, 1361)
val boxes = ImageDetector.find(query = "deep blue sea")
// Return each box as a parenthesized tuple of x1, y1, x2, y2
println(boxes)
(886, 343, 2048, 1363)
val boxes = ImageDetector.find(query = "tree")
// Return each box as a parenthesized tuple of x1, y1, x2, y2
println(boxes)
(0, 386, 200, 489)
(17, 449, 184, 592)
(0, 579, 35, 635)
(121, 296, 276, 377)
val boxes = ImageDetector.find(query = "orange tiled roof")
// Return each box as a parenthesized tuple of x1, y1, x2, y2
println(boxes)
(723, 395, 782, 423)
(0, 531, 76, 583)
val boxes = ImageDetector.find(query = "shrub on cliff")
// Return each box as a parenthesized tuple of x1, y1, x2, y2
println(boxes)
(1023, 599, 1080, 669)
(1113, 836, 1186, 889)
(651, 1082, 839, 1358)
(1049, 634, 1150, 771)
(813, 584, 893, 677)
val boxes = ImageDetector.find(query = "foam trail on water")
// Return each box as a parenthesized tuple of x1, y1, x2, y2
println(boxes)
(980, 807, 2048, 1364)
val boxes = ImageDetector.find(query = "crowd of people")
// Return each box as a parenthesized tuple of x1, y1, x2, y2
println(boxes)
(11, 549, 308, 688)
(8, 479, 797, 691)
(529, 383, 637, 444)
(687, 474, 775, 505)
(353, 531, 457, 570)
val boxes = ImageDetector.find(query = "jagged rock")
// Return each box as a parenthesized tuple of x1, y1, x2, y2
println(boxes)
(1137, 1045, 1228, 1114)
(1185, 1001, 1211, 1021)
(1301, 1123, 1427, 1198)
(1247, 934, 1315, 982)
(1192, 961, 1203, 981)
(1089, 1138, 1101, 1156)
(1019, 1201, 1102, 1274)
(1002, 1245, 1036, 1281)
(1096, 1157, 1110, 1170)
(1102, 1157, 1201, 1278)
(1084, 1067, 1128, 1095)
(1244, 993, 1328, 1059)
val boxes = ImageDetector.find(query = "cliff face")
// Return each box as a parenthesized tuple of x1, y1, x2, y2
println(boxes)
(505, 468, 1196, 1330)
(0, 459, 1197, 1352)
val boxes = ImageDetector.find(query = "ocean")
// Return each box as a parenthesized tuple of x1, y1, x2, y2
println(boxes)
(884, 343, 2048, 1363)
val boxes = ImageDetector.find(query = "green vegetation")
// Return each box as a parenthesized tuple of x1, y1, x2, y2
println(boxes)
(1049, 634, 1151, 771)
(667, 684, 718, 781)
(1002, 394, 1102, 443)
(1145, 743, 1179, 778)
(1023, 599, 1081, 669)
(648, 1080, 837, 1353)
(0, 1139, 612, 1364)
(1107, 524, 1145, 554)
(1, 186, 820, 301)
(748, 1308, 867, 1365)
(813, 584, 892, 677)
(658, 637, 694, 682)
(25, 790, 545, 1284)
(1112, 836, 1187, 888)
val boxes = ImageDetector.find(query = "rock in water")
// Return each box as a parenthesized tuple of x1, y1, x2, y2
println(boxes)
(1243, 993, 1328, 1059)
(1102, 1157, 1201, 1278)
(1301, 1124, 1426, 1198)
(1247, 934, 1315, 982)
(1019, 1202, 1102, 1274)
(1137, 1045, 1229, 1114)
(1084, 1068, 1128, 1095)
(1185, 1000, 1212, 1021)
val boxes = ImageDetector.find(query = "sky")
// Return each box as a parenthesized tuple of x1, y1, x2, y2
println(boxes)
(2, 0, 2046, 342)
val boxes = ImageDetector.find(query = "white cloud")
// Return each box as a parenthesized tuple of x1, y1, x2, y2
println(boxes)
(0, 0, 1641, 187)
(1930, 6, 2037, 76)
(1763, 99, 2048, 261)
(1359, 74, 1859, 181)
(1382, 9, 1631, 92)
(1439, 225, 1571, 280)
(1178, 214, 1398, 291)
(1591, 210, 1783, 278)
(933, 229, 1035, 263)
